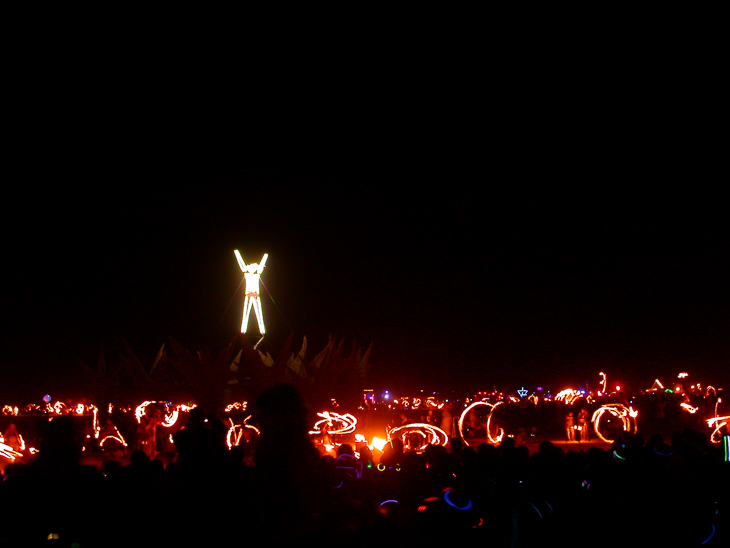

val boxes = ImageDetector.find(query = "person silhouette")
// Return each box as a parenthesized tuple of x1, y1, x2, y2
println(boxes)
(566, 411, 576, 441)
(578, 407, 590, 442)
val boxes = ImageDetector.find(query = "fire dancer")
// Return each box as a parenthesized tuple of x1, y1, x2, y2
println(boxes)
(2, 423, 23, 453)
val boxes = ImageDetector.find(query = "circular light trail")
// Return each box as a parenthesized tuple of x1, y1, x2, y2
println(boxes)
(591, 403, 638, 443)
(458, 401, 505, 446)
(387, 423, 449, 451)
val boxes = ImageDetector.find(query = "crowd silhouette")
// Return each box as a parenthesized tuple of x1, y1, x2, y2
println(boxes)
(0, 383, 727, 547)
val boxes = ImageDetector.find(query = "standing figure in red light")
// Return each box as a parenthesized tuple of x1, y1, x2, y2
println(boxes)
(235, 250, 268, 335)
(565, 411, 575, 441)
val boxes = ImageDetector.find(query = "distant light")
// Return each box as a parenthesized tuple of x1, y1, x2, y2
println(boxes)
(43, 394, 51, 403)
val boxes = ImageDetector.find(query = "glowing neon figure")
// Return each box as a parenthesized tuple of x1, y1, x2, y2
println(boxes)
(234, 250, 268, 335)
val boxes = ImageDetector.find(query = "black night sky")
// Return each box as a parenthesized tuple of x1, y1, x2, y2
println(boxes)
(3, 36, 728, 404)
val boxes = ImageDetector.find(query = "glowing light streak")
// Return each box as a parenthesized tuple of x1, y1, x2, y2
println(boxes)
(99, 434, 128, 448)
(135, 402, 151, 423)
(591, 404, 638, 444)
(48, 401, 67, 414)
(225, 402, 248, 412)
(309, 411, 357, 436)
(135, 401, 186, 428)
(701, 524, 716, 545)
(458, 401, 504, 446)
(706, 416, 729, 444)
(599, 372, 607, 394)
(555, 389, 582, 405)
(680, 403, 699, 414)
(387, 423, 448, 451)
(381, 499, 399, 505)
(160, 408, 179, 428)
(226, 416, 260, 449)
(443, 488, 473, 511)
(0, 442, 23, 460)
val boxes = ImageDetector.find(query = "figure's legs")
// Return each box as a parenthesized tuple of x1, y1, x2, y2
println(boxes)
(253, 297, 266, 334)
(241, 296, 253, 333)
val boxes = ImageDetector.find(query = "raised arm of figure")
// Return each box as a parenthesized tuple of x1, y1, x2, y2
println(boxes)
(234, 249, 247, 272)
(258, 253, 269, 273)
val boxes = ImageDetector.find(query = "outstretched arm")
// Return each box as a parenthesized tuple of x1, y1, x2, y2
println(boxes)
(234, 250, 247, 272)
(258, 253, 269, 273)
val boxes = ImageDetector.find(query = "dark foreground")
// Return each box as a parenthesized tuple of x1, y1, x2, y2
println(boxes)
(0, 393, 727, 547)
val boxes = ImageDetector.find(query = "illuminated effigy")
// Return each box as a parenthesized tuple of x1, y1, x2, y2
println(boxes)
(387, 423, 449, 452)
(234, 249, 268, 335)
(458, 401, 505, 446)
(591, 403, 638, 443)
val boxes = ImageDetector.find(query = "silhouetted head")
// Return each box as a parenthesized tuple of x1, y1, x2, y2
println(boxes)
(255, 383, 310, 436)
(37, 416, 82, 463)
(187, 406, 207, 426)
(358, 445, 373, 463)
(337, 443, 355, 457)
(130, 449, 150, 468)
